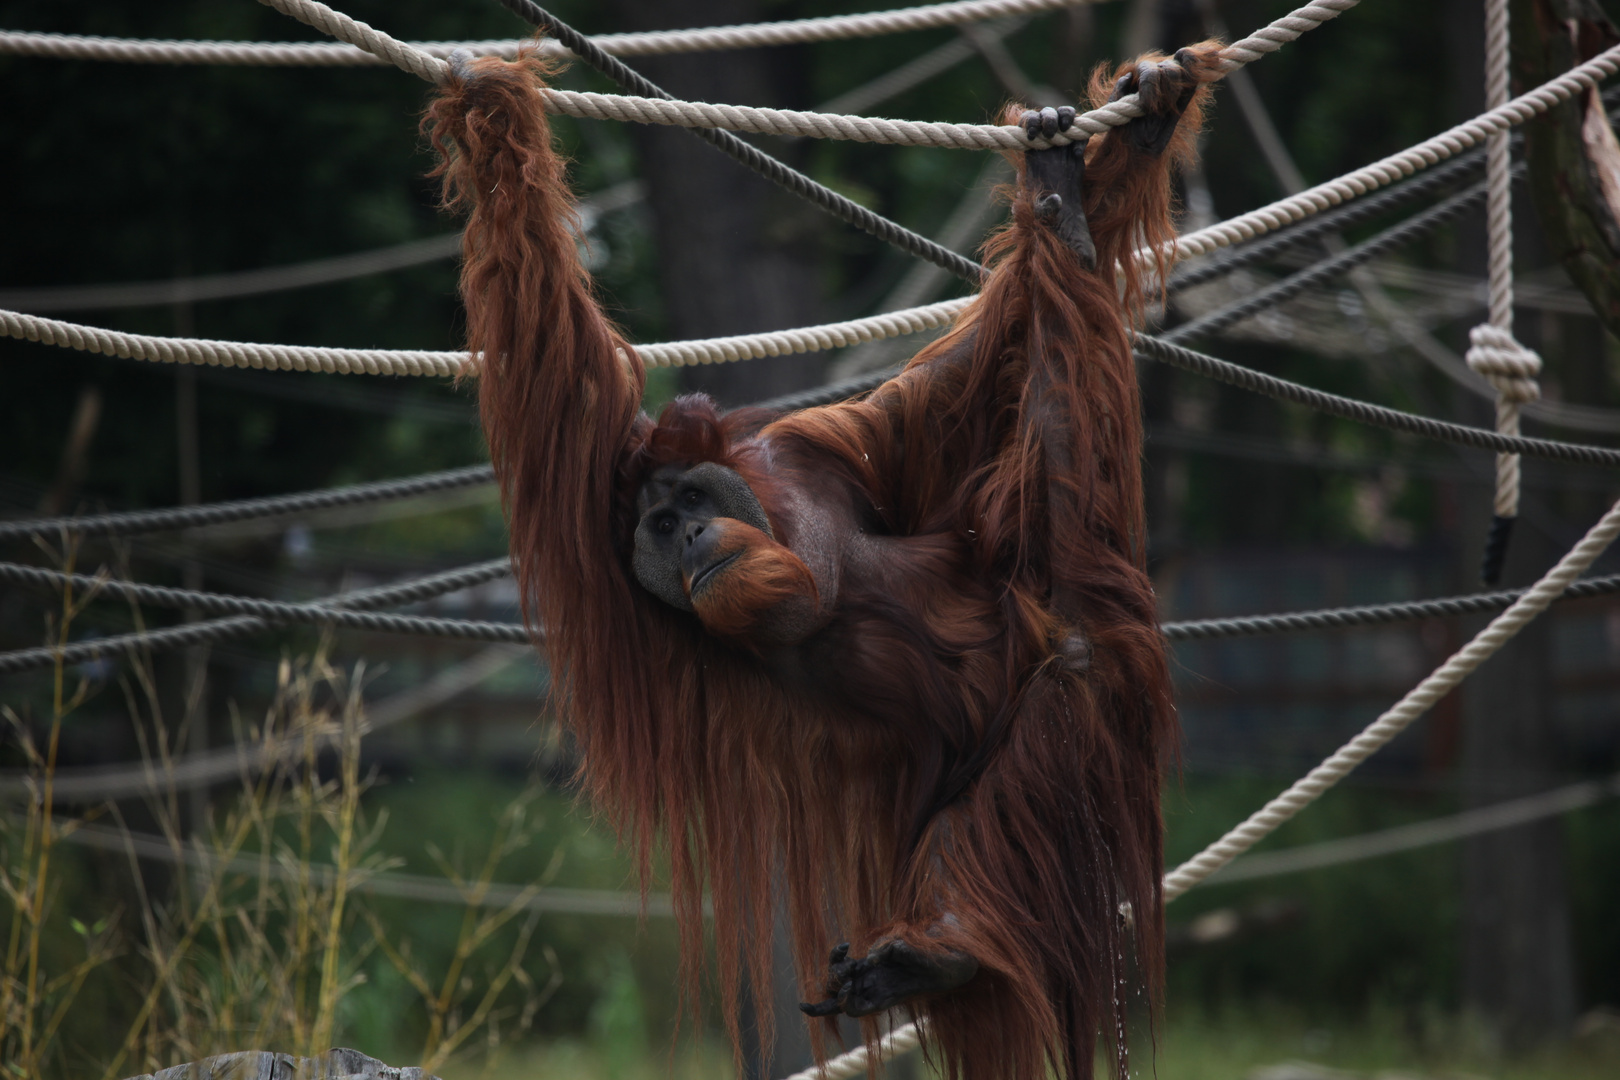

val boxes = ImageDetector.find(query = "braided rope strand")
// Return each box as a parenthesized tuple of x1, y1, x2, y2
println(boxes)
(0, 307, 470, 376)
(256, 0, 1358, 149)
(1162, 494, 1620, 899)
(11, 41, 1620, 376)
(0, 464, 493, 541)
(0, 1, 1082, 67)
(1132, 335, 1620, 469)
(0, 559, 514, 675)
(1465, 0, 1540, 581)
(0, 562, 528, 652)
(254, 0, 449, 82)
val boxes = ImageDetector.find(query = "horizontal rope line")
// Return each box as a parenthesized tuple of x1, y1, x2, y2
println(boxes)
(9, 554, 1616, 666)
(15, 313, 1620, 550)
(0, 463, 494, 540)
(5, 35, 1600, 377)
(0, 559, 510, 675)
(0, 561, 529, 645)
(0, 374, 884, 543)
(1161, 572, 1620, 640)
(0, 0, 1080, 67)
(261, 0, 1357, 148)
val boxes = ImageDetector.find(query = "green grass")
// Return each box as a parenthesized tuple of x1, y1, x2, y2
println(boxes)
(1152, 1006, 1620, 1080)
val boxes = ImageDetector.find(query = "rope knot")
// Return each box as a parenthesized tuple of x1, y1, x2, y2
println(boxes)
(1466, 324, 1542, 403)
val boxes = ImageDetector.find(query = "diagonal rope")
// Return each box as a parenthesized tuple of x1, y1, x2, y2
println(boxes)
(805, 492, 1620, 1078)
(1162, 165, 1522, 346)
(1168, 41, 1620, 261)
(1204, 772, 1620, 886)
(477, 0, 982, 282)
(1162, 493, 1620, 898)
(260, 0, 1357, 149)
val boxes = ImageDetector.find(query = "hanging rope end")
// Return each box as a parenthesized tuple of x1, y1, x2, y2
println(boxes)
(1480, 513, 1516, 585)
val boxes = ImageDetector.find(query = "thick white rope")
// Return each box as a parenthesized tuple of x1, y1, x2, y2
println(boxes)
(1464, 0, 1540, 522)
(254, 0, 450, 82)
(255, 0, 1359, 149)
(1170, 40, 1620, 259)
(781, 1020, 927, 1080)
(539, 0, 1356, 153)
(13, 12, 1620, 374)
(530, 1, 1363, 149)
(0, 1, 1083, 67)
(0, 308, 469, 377)
(1161, 493, 1620, 900)
(11, 24, 1620, 379)
(0, 300, 976, 375)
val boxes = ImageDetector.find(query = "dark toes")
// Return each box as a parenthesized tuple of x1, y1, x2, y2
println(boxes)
(1108, 72, 1135, 103)
(799, 997, 841, 1018)
(1020, 109, 1042, 140)
(1036, 106, 1058, 137)
(829, 942, 849, 964)
(1056, 105, 1076, 133)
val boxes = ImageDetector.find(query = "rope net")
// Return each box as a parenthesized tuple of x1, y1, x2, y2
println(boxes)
(0, 0, 1083, 66)
(6, 3, 1620, 1077)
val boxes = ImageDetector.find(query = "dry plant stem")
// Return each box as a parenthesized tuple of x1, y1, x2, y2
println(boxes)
(99, 768, 272, 1080)
(290, 660, 323, 1052)
(311, 676, 364, 1055)
(4, 540, 95, 1076)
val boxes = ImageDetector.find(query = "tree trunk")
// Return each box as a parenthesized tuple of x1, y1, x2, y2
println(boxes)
(1455, 0, 1580, 1051)
(603, 0, 827, 409)
(1513, 0, 1620, 339)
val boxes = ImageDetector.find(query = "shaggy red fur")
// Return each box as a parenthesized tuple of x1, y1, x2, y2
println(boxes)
(424, 42, 1218, 1080)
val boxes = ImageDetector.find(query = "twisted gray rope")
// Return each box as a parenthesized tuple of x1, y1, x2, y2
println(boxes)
(1163, 173, 1501, 345)
(0, 562, 528, 649)
(0, 558, 511, 675)
(0, 464, 494, 541)
(14, 557, 1613, 652)
(1161, 572, 1620, 640)
(1167, 147, 1490, 291)
(1132, 335, 1620, 469)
